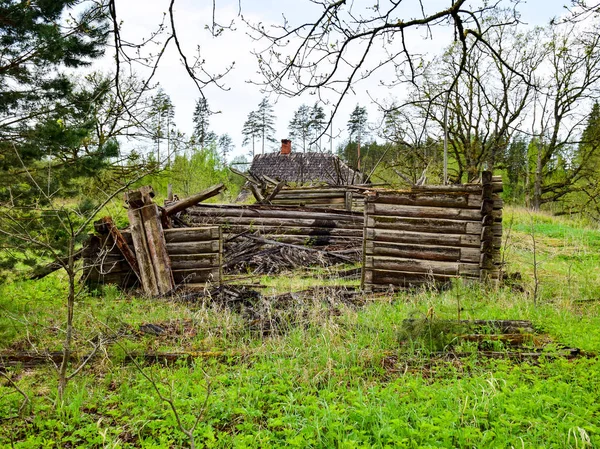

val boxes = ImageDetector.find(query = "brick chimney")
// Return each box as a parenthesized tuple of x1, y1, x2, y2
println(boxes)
(281, 139, 291, 155)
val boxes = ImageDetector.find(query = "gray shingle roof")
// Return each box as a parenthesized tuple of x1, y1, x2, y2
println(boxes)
(249, 152, 363, 185)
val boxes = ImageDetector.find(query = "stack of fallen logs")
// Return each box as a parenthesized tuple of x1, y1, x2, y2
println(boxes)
(223, 232, 359, 275)
(179, 203, 364, 274)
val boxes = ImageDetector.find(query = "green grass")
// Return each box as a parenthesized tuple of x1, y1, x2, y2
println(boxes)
(1, 208, 600, 447)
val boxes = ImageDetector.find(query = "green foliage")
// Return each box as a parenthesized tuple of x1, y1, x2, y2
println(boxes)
(138, 146, 242, 201)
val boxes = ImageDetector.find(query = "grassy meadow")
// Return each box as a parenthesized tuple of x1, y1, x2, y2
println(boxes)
(1, 207, 600, 448)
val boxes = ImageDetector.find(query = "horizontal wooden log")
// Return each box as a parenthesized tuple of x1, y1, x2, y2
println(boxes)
(407, 184, 483, 193)
(230, 234, 360, 246)
(365, 228, 481, 248)
(366, 215, 482, 235)
(269, 188, 359, 195)
(270, 199, 347, 206)
(163, 227, 220, 243)
(164, 183, 225, 216)
(167, 241, 220, 255)
(363, 269, 474, 286)
(270, 192, 348, 200)
(364, 241, 481, 263)
(366, 202, 483, 221)
(172, 268, 220, 284)
(170, 253, 220, 270)
(365, 256, 480, 276)
(187, 216, 364, 229)
(222, 225, 363, 238)
(186, 206, 362, 222)
(371, 192, 484, 209)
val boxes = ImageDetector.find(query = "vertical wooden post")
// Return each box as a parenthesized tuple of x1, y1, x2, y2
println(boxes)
(127, 207, 159, 296)
(126, 187, 175, 296)
(361, 193, 371, 291)
(345, 191, 353, 211)
(480, 171, 496, 283)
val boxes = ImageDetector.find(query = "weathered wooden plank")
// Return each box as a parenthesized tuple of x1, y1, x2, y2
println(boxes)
(365, 256, 480, 276)
(270, 198, 346, 205)
(372, 192, 484, 209)
(365, 228, 481, 248)
(366, 215, 482, 235)
(167, 241, 220, 255)
(364, 241, 480, 263)
(139, 204, 175, 295)
(407, 184, 483, 193)
(221, 225, 363, 238)
(187, 216, 364, 229)
(127, 207, 159, 296)
(164, 183, 226, 216)
(366, 202, 483, 221)
(186, 206, 362, 222)
(170, 254, 220, 270)
(163, 227, 220, 243)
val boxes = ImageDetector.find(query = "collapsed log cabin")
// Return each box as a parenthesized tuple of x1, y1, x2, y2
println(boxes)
(362, 172, 503, 289)
(82, 171, 504, 292)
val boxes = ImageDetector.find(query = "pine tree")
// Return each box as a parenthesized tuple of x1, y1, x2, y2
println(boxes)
(192, 98, 216, 148)
(289, 104, 311, 153)
(347, 105, 369, 144)
(150, 88, 175, 166)
(256, 98, 277, 154)
(0, 0, 109, 175)
(347, 105, 368, 170)
(242, 111, 261, 158)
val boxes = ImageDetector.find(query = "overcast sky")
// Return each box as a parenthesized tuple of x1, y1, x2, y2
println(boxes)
(106, 0, 568, 161)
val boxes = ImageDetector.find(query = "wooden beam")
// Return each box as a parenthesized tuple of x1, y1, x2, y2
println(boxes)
(97, 217, 141, 282)
(164, 183, 226, 216)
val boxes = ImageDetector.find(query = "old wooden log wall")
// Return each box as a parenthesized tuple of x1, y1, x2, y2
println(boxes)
(362, 173, 503, 288)
(264, 186, 366, 211)
(182, 204, 364, 247)
(83, 227, 222, 289)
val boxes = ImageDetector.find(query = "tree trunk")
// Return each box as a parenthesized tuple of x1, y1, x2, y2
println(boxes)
(58, 239, 76, 403)
(532, 144, 543, 210)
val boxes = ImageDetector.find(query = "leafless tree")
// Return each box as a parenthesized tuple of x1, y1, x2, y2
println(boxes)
(405, 16, 543, 182)
(248, 0, 525, 135)
(529, 22, 600, 210)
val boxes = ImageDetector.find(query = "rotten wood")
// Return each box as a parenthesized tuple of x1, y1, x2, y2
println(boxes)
(127, 206, 159, 296)
(96, 217, 140, 281)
